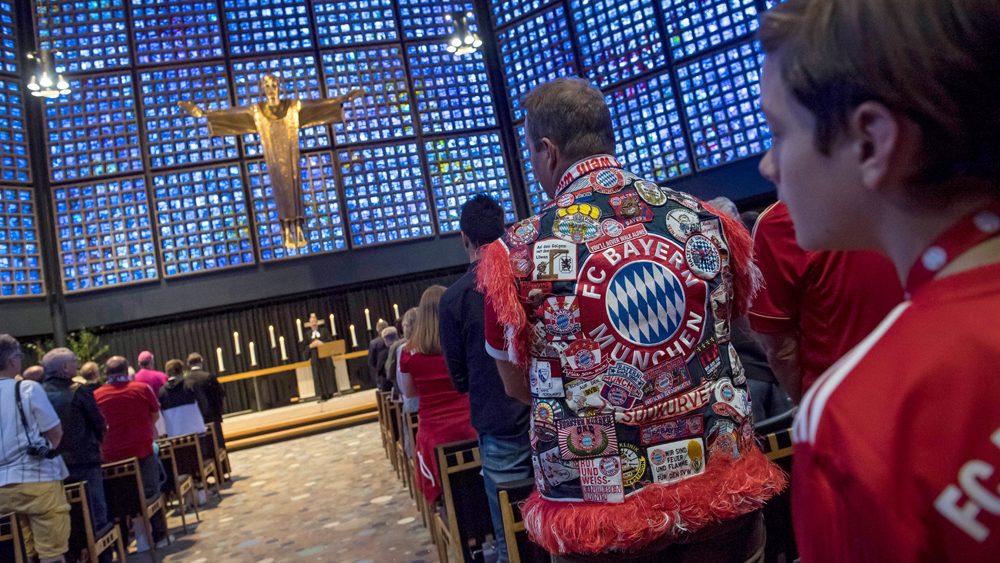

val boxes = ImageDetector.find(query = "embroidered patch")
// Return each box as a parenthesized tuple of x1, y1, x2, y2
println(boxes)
(616, 381, 713, 426)
(601, 218, 624, 238)
(601, 362, 646, 400)
(532, 398, 562, 441)
(609, 190, 654, 226)
(585, 223, 648, 254)
(707, 420, 740, 460)
(579, 456, 625, 503)
(531, 454, 550, 495)
(647, 438, 705, 484)
(711, 283, 731, 343)
(640, 414, 704, 446)
(619, 443, 647, 488)
(588, 169, 626, 194)
(666, 190, 701, 211)
(552, 204, 601, 244)
(557, 414, 618, 460)
(519, 280, 552, 299)
(556, 192, 576, 208)
(665, 208, 701, 243)
(530, 357, 565, 398)
(643, 356, 694, 405)
(685, 234, 722, 279)
(509, 245, 534, 278)
(564, 378, 607, 416)
(539, 445, 579, 487)
(543, 296, 581, 341)
(561, 339, 610, 380)
(699, 217, 729, 266)
(697, 337, 722, 380)
(506, 215, 541, 247)
(569, 187, 596, 204)
(533, 239, 577, 281)
(634, 179, 668, 206)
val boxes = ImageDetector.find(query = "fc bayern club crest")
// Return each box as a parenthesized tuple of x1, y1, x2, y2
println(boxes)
(506, 215, 541, 247)
(588, 169, 626, 194)
(684, 234, 722, 280)
(576, 232, 708, 364)
(543, 296, 581, 341)
(601, 219, 624, 238)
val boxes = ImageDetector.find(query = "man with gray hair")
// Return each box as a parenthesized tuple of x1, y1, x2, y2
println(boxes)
(366, 319, 391, 389)
(42, 348, 109, 563)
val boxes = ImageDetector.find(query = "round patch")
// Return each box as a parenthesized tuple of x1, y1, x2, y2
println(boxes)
(507, 215, 541, 246)
(634, 180, 667, 206)
(588, 169, 626, 194)
(650, 449, 665, 465)
(685, 234, 722, 279)
(601, 219, 624, 238)
(509, 246, 533, 277)
(557, 193, 575, 207)
(604, 386, 630, 407)
(533, 399, 562, 428)
(715, 379, 737, 403)
(665, 209, 701, 243)
(599, 456, 620, 477)
(620, 444, 646, 487)
(605, 260, 686, 346)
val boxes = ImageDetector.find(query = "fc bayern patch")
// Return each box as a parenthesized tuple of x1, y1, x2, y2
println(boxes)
(557, 414, 619, 460)
(532, 454, 549, 495)
(579, 456, 625, 503)
(665, 208, 701, 243)
(642, 356, 694, 406)
(601, 219, 624, 238)
(530, 358, 565, 398)
(685, 234, 722, 279)
(600, 361, 646, 408)
(561, 339, 610, 380)
(588, 169, 626, 194)
(707, 420, 740, 460)
(640, 413, 704, 446)
(556, 192, 576, 208)
(509, 245, 534, 278)
(609, 191, 654, 226)
(532, 398, 562, 441)
(552, 204, 601, 244)
(633, 179, 668, 206)
(647, 438, 705, 484)
(696, 337, 723, 380)
(506, 215, 541, 247)
(665, 190, 702, 211)
(533, 239, 577, 281)
(619, 443, 647, 488)
(544, 296, 581, 341)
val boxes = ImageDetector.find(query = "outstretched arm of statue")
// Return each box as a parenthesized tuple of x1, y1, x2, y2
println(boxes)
(177, 101, 257, 136)
(298, 89, 366, 128)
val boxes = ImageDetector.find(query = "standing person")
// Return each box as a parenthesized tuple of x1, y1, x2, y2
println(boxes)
(40, 348, 110, 563)
(749, 201, 903, 401)
(20, 365, 45, 383)
(0, 335, 70, 563)
(440, 194, 532, 563)
(94, 356, 172, 550)
(759, 0, 1000, 560)
(388, 308, 419, 458)
(134, 351, 168, 398)
(480, 78, 784, 562)
(374, 326, 398, 392)
(185, 352, 227, 448)
(76, 361, 101, 391)
(158, 359, 207, 439)
(398, 286, 478, 505)
(302, 313, 336, 400)
(367, 319, 390, 387)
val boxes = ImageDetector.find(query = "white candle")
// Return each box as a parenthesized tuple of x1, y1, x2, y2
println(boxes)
(216, 348, 225, 372)
(296, 318, 303, 342)
(350, 324, 358, 348)
(365, 308, 371, 330)
(269, 325, 276, 348)
(393, 303, 399, 319)
(280, 336, 288, 360)
(233, 332, 240, 354)
(249, 342, 257, 366)
(329, 314, 336, 336)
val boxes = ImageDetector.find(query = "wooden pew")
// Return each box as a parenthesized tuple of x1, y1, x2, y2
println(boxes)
(65, 481, 128, 563)
(169, 433, 221, 499)
(393, 402, 413, 496)
(102, 457, 170, 561)
(0, 512, 25, 563)
(157, 439, 200, 533)
(498, 478, 548, 563)
(204, 422, 232, 485)
(376, 390, 390, 458)
(434, 439, 494, 563)
(386, 399, 402, 478)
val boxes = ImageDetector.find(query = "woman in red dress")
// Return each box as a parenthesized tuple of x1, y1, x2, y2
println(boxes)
(398, 285, 477, 505)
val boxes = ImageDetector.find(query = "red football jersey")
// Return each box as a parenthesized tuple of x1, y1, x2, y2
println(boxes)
(792, 262, 1000, 562)
(749, 202, 904, 392)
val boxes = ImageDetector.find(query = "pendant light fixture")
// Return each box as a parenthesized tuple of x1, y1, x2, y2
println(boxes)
(445, 12, 482, 55)
(26, 0, 70, 98)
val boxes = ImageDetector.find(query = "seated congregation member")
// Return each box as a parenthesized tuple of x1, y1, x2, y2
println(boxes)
(185, 352, 226, 448)
(481, 78, 785, 562)
(374, 326, 398, 392)
(134, 351, 168, 397)
(440, 195, 532, 563)
(398, 286, 477, 504)
(0, 335, 71, 563)
(760, 0, 1000, 559)
(94, 356, 171, 549)
(20, 364, 45, 383)
(40, 348, 111, 563)
(75, 361, 101, 391)
(159, 359, 207, 438)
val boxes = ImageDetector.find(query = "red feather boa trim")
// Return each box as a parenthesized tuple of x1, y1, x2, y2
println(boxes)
(521, 446, 786, 555)
(477, 240, 533, 368)
(702, 202, 761, 318)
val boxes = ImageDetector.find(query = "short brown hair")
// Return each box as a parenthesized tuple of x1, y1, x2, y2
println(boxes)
(522, 78, 615, 162)
(165, 359, 184, 377)
(760, 0, 1000, 187)
(187, 352, 203, 367)
(405, 285, 447, 356)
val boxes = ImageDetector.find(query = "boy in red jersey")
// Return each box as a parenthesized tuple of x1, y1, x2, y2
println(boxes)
(758, 0, 1000, 560)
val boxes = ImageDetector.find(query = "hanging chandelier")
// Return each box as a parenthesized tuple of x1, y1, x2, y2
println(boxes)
(26, 0, 70, 98)
(445, 12, 482, 55)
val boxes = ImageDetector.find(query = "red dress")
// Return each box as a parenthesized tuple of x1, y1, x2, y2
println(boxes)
(400, 349, 477, 504)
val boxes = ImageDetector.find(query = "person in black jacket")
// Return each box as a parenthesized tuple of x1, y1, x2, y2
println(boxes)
(41, 347, 110, 563)
(302, 313, 337, 400)
(185, 353, 227, 448)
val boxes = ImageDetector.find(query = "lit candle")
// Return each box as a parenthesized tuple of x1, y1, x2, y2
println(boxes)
(280, 336, 288, 360)
(233, 332, 241, 354)
(364, 308, 371, 330)
(329, 314, 336, 336)
(296, 318, 303, 342)
(350, 324, 358, 348)
(249, 342, 257, 366)
(217, 348, 225, 372)
(269, 325, 276, 348)
(393, 303, 400, 319)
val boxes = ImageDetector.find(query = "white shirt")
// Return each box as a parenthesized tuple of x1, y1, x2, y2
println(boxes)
(0, 379, 68, 486)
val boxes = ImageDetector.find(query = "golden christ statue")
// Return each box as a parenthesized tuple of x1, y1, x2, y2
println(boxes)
(179, 74, 364, 249)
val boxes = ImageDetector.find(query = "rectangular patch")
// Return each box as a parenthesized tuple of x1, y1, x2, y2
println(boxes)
(615, 381, 713, 426)
(564, 378, 606, 415)
(586, 223, 648, 254)
(643, 356, 694, 405)
(647, 438, 706, 485)
(538, 445, 580, 487)
(696, 337, 722, 380)
(578, 456, 625, 503)
(557, 414, 619, 460)
(530, 358, 565, 398)
(640, 414, 704, 446)
(533, 239, 577, 281)
(531, 454, 550, 495)
(519, 280, 552, 299)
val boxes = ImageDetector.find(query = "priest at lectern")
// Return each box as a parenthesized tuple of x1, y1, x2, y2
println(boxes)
(302, 313, 336, 400)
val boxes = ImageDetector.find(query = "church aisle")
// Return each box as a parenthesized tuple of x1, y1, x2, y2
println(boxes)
(157, 422, 434, 563)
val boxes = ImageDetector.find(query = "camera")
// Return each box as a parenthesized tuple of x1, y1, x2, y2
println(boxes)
(26, 444, 59, 460)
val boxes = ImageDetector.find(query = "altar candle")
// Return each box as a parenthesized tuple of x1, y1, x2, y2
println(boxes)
(269, 325, 276, 348)
(280, 336, 288, 360)
(350, 324, 358, 348)
(329, 314, 336, 336)
(249, 342, 257, 366)
(233, 332, 241, 354)
(216, 348, 225, 372)
(296, 318, 303, 342)
(393, 303, 400, 319)
(365, 309, 371, 330)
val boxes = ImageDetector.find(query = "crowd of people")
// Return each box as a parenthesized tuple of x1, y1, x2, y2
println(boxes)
(0, 339, 227, 562)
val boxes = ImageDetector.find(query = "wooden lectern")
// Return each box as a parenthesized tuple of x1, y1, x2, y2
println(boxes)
(317, 340, 346, 358)
(317, 340, 351, 393)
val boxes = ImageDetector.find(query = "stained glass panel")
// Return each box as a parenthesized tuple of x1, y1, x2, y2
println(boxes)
(313, 0, 398, 46)
(407, 43, 496, 134)
(516, 124, 547, 214)
(497, 5, 575, 122)
(0, 1, 19, 74)
(0, 78, 29, 183)
(491, 0, 546, 30)
(222, 0, 312, 55)
(131, 0, 224, 65)
(425, 131, 513, 233)
(0, 186, 43, 297)
(570, 0, 664, 88)
(397, 0, 477, 40)
(662, 0, 759, 61)
(38, 0, 131, 73)
(321, 48, 414, 145)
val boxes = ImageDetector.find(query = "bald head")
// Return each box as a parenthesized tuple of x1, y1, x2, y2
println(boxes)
(21, 365, 44, 383)
(105, 356, 129, 380)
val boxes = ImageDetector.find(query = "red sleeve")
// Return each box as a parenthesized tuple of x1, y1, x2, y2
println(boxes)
(484, 295, 509, 361)
(398, 348, 412, 374)
(749, 202, 810, 334)
(142, 384, 159, 412)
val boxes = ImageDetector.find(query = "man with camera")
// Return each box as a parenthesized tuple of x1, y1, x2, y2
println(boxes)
(0, 335, 71, 563)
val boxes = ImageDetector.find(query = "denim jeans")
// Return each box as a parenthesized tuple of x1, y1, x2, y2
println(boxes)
(479, 430, 533, 563)
(65, 463, 112, 563)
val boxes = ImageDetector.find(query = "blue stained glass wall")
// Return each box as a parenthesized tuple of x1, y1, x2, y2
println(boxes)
(407, 43, 496, 134)
(397, 0, 476, 40)
(313, 0, 398, 46)
(139, 63, 239, 168)
(425, 131, 514, 233)
(339, 141, 433, 247)
(0, 78, 29, 183)
(662, 0, 759, 61)
(491, 0, 545, 29)
(321, 47, 415, 145)
(131, 0, 224, 65)
(247, 152, 347, 261)
(570, 0, 664, 88)
(52, 176, 158, 293)
(223, 0, 313, 55)
(676, 40, 769, 170)
(0, 186, 43, 297)
(150, 163, 254, 277)
(516, 124, 546, 213)
(39, 0, 131, 73)
(0, 1, 18, 74)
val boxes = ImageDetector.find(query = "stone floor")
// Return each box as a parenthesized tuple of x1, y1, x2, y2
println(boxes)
(142, 422, 435, 563)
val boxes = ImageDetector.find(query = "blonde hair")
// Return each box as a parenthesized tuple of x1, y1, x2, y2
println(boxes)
(406, 285, 446, 356)
(401, 307, 418, 340)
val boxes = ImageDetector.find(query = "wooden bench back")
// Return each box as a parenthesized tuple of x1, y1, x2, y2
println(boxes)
(0, 512, 25, 563)
(436, 439, 493, 562)
(498, 478, 548, 563)
(102, 457, 150, 520)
